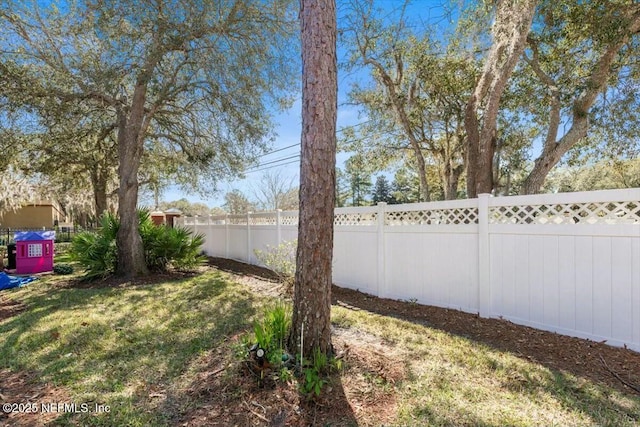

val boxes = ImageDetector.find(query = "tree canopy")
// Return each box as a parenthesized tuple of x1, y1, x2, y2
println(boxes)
(1, 0, 298, 276)
(340, 0, 640, 200)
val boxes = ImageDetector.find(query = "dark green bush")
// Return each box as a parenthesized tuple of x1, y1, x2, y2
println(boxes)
(70, 214, 118, 279)
(138, 210, 205, 272)
(53, 264, 74, 275)
(70, 211, 205, 278)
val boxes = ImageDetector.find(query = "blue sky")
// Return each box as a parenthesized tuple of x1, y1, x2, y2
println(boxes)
(152, 0, 455, 209)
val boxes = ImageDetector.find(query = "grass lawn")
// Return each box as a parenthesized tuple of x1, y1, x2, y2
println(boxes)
(0, 266, 639, 426)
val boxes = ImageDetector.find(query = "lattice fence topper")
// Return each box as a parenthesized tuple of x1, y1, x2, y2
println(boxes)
(248, 215, 277, 225)
(334, 212, 377, 226)
(280, 214, 299, 226)
(227, 215, 248, 225)
(194, 217, 213, 225)
(490, 201, 640, 225)
(385, 207, 479, 225)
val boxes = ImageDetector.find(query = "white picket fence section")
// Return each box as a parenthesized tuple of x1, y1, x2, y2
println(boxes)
(177, 188, 640, 352)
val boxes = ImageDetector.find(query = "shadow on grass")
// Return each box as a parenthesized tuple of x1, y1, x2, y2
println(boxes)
(331, 286, 640, 426)
(0, 270, 259, 426)
(171, 348, 359, 427)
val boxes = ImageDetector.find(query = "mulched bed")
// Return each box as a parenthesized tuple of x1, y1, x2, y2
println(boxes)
(208, 256, 640, 397)
(52, 269, 203, 290)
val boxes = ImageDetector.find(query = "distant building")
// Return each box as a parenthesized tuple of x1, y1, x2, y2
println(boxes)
(164, 208, 182, 228)
(150, 208, 182, 227)
(0, 200, 68, 229)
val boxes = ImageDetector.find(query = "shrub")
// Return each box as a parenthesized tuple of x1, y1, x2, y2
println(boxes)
(53, 264, 74, 275)
(254, 240, 297, 293)
(138, 211, 205, 272)
(70, 210, 205, 278)
(70, 214, 118, 279)
(254, 240, 297, 278)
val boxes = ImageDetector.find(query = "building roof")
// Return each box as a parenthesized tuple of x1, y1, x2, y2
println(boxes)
(14, 230, 56, 241)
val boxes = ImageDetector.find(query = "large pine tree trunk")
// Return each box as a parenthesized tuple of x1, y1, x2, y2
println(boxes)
(289, 0, 337, 357)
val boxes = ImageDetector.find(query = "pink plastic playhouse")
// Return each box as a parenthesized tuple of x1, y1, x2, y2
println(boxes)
(14, 231, 55, 274)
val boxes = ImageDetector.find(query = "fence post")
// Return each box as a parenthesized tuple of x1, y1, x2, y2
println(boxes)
(377, 202, 387, 298)
(225, 214, 230, 259)
(193, 215, 198, 241)
(247, 212, 252, 263)
(478, 194, 491, 317)
(206, 215, 213, 255)
(276, 209, 282, 245)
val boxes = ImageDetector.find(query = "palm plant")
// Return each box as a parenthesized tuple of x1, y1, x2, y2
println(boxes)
(70, 210, 205, 278)
(69, 213, 119, 278)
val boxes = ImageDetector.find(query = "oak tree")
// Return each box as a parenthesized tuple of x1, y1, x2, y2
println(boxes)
(0, 0, 296, 277)
(464, 0, 537, 198)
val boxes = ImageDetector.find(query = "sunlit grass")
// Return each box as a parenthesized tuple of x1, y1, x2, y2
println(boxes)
(1, 269, 639, 426)
(0, 270, 257, 426)
(332, 305, 640, 426)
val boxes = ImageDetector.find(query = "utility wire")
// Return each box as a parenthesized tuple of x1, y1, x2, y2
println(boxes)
(257, 142, 299, 157)
(253, 120, 373, 161)
(245, 158, 300, 174)
(248, 154, 299, 170)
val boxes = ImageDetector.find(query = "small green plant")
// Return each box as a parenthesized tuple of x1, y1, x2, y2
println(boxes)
(252, 301, 292, 364)
(53, 264, 74, 275)
(70, 210, 205, 278)
(278, 366, 293, 382)
(301, 347, 329, 398)
(253, 321, 273, 353)
(266, 300, 291, 351)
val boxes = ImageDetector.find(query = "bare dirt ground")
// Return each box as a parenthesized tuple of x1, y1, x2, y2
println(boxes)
(0, 369, 71, 427)
(1, 258, 639, 427)
(0, 295, 25, 323)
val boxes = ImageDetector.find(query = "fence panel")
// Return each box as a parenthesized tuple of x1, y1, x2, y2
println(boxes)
(250, 226, 279, 265)
(487, 188, 640, 351)
(227, 227, 248, 262)
(182, 188, 640, 352)
(333, 226, 379, 296)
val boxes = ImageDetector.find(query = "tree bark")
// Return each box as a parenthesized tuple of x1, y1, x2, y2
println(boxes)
(289, 0, 337, 357)
(115, 81, 151, 278)
(465, 0, 537, 198)
(366, 63, 430, 202)
(443, 162, 463, 200)
(90, 166, 109, 218)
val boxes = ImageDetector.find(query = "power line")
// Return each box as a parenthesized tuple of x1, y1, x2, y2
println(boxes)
(248, 154, 300, 170)
(257, 142, 299, 158)
(254, 120, 373, 161)
(245, 158, 300, 174)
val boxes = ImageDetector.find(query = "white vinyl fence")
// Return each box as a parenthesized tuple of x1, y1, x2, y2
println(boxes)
(178, 188, 640, 352)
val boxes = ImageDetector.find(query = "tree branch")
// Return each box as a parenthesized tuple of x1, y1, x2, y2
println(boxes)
(599, 354, 640, 395)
